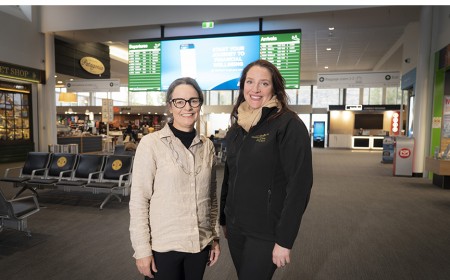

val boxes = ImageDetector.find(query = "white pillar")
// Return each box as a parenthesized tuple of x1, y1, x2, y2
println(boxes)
(38, 32, 57, 151)
(412, 7, 433, 177)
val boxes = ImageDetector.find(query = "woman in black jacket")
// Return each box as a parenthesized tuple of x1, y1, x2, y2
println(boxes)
(220, 59, 313, 280)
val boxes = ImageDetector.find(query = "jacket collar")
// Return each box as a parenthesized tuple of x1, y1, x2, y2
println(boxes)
(158, 124, 203, 147)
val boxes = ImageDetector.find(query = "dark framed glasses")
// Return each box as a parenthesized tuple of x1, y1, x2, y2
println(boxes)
(170, 98, 202, 108)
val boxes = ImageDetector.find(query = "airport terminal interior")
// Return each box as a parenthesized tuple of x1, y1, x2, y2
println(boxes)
(1, 5, 450, 280)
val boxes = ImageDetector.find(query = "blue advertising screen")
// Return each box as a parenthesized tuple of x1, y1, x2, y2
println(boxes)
(129, 29, 301, 91)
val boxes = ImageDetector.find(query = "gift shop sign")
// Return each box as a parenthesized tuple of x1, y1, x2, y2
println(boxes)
(317, 71, 400, 89)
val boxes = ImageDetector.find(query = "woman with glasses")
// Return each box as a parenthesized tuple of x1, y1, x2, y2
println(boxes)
(220, 60, 313, 279)
(130, 77, 220, 279)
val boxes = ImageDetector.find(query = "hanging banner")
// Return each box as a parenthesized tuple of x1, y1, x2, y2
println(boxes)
(66, 79, 120, 92)
(317, 72, 400, 89)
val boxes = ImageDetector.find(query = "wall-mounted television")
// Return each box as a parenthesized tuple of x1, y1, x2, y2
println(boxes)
(128, 29, 301, 91)
(354, 114, 384, 129)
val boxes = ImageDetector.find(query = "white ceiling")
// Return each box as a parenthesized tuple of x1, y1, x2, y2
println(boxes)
(1, 5, 423, 85)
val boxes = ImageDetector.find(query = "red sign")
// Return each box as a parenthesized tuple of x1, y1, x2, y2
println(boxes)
(391, 111, 400, 136)
(398, 148, 411, 158)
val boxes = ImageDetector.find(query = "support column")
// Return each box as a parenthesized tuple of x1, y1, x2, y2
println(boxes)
(412, 7, 433, 177)
(38, 32, 57, 151)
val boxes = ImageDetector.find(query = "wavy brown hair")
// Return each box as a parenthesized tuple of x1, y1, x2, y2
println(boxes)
(230, 59, 294, 125)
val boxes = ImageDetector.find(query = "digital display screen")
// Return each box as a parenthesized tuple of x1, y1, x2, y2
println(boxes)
(128, 30, 301, 91)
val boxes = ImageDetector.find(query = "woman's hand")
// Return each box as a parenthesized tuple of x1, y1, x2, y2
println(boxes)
(208, 240, 221, 266)
(272, 243, 291, 268)
(136, 255, 157, 278)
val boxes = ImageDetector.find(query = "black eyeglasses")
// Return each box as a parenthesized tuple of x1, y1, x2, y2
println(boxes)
(170, 98, 202, 108)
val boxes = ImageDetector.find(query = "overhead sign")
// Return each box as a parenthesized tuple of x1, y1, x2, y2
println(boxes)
(80, 57, 105, 75)
(317, 72, 400, 89)
(66, 79, 120, 92)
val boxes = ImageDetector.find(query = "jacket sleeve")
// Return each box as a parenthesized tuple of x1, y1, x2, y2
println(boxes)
(275, 116, 313, 249)
(209, 144, 220, 239)
(129, 135, 156, 259)
(219, 160, 229, 226)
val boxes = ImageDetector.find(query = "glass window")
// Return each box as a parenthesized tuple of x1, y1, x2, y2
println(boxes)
(298, 86, 311, 105)
(312, 86, 339, 108)
(386, 87, 402, 104)
(363, 87, 382, 105)
(346, 88, 360, 105)
(286, 89, 297, 105)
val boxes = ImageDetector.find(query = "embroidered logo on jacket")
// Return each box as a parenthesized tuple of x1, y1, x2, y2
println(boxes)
(252, 133, 269, 143)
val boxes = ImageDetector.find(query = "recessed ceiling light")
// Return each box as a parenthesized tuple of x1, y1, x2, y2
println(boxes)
(324, 66, 329, 69)
(329, 27, 335, 31)
(326, 48, 332, 51)
(57, 81, 63, 84)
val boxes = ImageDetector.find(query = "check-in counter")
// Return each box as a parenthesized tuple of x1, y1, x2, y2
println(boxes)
(351, 136, 384, 150)
(57, 135, 103, 153)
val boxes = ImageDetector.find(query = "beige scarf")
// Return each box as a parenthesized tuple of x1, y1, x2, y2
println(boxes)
(237, 95, 281, 132)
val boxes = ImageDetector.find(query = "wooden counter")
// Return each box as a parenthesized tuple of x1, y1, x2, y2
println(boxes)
(425, 157, 450, 189)
(57, 136, 102, 153)
(425, 157, 450, 175)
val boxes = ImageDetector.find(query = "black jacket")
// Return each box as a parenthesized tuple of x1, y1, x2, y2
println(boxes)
(220, 107, 313, 249)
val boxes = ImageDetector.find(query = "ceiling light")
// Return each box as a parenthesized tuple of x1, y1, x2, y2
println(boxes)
(326, 48, 332, 51)
(324, 66, 329, 69)
(57, 81, 63, 84)
(328, 27, 335, 31)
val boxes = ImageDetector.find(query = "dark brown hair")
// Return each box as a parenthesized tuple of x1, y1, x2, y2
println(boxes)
(230, 59, 293, 124)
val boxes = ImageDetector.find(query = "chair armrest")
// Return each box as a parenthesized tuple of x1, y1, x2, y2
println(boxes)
(58, 169, 74, 180)
(30, 168, 49, 179)
(4, 166, 23, 177)
(118, 172, 132, 187)
(88, 171, 103, 183)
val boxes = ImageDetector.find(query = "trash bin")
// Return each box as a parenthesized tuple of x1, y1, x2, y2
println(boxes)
(48, 144, 60, 153)
(382, 136, 395, 163)
(393, 136, 414, 176)
(68, 144, 79, 154)
(60, 144, 70, 153)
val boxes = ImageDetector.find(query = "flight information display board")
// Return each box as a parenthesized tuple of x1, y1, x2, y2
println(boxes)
(128, 30, 301, 91)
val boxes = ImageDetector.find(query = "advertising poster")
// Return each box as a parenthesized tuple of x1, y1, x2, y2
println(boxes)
(161, 36, 259, 90)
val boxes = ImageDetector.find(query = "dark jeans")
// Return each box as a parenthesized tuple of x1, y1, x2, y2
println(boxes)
(145, 246, 210, 280)
(227, 222, 277, 280)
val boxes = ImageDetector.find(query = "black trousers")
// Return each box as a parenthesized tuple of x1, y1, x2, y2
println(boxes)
(227, 222, 277, 280)
(145, 246, 210, 280)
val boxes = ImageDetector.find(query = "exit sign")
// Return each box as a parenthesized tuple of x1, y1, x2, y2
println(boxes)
(202, 21, 214, 28)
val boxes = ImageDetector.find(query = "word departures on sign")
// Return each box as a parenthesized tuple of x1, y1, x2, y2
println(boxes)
(345, 105, 362, 111)
(102, 99, 114, 122)
(317, 72, 400, 89)
(66, 79, 120, 92)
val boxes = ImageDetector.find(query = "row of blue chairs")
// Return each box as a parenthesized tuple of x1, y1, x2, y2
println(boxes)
(1, 152, 134, 210)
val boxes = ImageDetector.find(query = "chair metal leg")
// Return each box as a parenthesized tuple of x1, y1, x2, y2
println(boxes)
(99, 193, 122, 210)
(13, 186, 39, 199)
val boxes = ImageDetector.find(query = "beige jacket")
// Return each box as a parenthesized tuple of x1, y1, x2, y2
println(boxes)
(129, 124, 219, 259)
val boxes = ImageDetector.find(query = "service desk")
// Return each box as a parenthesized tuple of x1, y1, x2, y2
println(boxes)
(425, 157, 450, 189)
(57, 136, 103, 153)
(351, 136, 384, 150)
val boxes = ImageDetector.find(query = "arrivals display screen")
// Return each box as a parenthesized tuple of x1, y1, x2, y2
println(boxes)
(128, 29, 301, 91)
